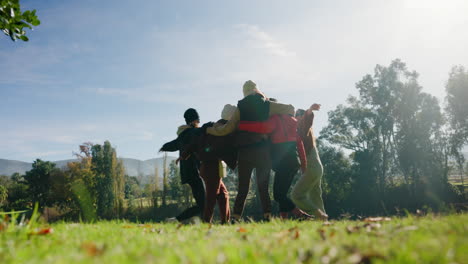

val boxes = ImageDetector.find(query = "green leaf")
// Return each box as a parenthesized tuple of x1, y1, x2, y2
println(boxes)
(19, 34, 28, 41)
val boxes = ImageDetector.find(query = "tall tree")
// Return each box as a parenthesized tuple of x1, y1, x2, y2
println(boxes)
(91, 141, 125, 219)
(152, 166, 160, 207)
(0, 185, 7, 207)
(168, 160, 182, 203)
(445, 65, 468, 192)
(24, 159, 57, 208)
(162, 153, 168, 206)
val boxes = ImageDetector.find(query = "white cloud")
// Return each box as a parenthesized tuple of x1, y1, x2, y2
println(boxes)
(235, 24, 296, 57)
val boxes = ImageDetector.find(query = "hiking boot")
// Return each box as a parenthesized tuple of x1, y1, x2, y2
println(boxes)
(188, 216, 201, 225)
(164, 217, 178, 223)
(291, 207, 313, 220)
(313, 209, 328, 221)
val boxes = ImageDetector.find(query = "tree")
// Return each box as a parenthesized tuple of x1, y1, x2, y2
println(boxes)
(3, 173, 30, 211)
(162, 153, 168, 206)
(0, 184, 7, 207)
(317, 141, 353, 217)
(64, 143, 98, 221)
(1, 0, 40, 41)
(168, 160, 182, 203)
(91, 141, 125, 219)
(124, 175, 141, 199)
(152, 166, 160, 207)
(24, 159, 57, 208)
(321, 59, 457, 213)
(445, 66, 468, 192)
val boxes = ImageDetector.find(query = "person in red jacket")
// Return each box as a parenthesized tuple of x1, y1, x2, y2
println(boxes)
(238, 98, 311, 219)
(207, 81, 295, 222)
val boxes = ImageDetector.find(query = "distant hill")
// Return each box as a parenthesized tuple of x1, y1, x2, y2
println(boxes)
(0, 157, 177, 180)
(0, 159, 32, 176)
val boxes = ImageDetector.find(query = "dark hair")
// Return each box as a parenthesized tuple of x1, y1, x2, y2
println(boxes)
(184, 108, 199, 124)
(295, 109, 306, 118)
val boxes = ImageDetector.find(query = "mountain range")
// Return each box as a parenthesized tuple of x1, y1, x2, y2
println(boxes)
(0, 157, 177, 179)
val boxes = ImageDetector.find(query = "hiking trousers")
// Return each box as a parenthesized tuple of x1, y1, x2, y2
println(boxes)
(233, 144, 272, 217)
(200, 160, 230, 224)
(176, 175, 205, 221)
(291, 145, 326, 213)
(271, 142, 300, 213)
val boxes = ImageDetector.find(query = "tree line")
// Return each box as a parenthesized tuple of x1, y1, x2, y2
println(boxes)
(0, 141, 197, 221)
(1, 59, 467, 220)
(319, 59, 467, 216)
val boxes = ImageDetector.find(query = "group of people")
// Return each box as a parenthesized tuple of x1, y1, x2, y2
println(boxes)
(160, 80, 327, 224)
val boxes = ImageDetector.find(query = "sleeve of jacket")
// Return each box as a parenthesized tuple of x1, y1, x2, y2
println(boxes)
(160, 138, 179, 152)
(296, 136, 307, 173)
(269, 101, 295, 116)
(207, 108, 240, 136)
(297, 111, 314, 140)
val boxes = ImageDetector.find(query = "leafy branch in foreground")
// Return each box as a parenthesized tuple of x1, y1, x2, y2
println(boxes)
(0, 0, 40, 41)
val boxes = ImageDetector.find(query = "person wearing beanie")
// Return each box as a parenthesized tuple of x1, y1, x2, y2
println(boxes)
(291, 104, 328, 221)
(221, 104, 237, 121)
(207, 80, 295, 222)
(238, 99, 311, 220)
(159, 108, 205, 223)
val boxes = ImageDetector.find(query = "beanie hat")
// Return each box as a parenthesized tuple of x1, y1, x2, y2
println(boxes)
(221, 104, 237, 120)
(184, 108, 199, 124)
(243, 80, 262, 97)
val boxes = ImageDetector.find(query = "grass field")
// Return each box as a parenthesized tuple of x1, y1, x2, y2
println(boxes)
(1, 213, 467, 264)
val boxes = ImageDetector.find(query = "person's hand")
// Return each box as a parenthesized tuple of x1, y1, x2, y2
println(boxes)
(308, 103, 321, 113)
(311, 103, 321, 111)
(201, 122, 214, 133)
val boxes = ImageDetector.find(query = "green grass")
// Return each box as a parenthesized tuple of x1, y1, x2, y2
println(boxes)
(1, 214, 467, 264)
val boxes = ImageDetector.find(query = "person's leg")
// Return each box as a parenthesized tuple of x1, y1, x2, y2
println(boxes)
(254, 145, 272, 219)
(217, 179, 230, 224)
(200, 161, 219, 223)
(291, 145, 324, 214)
(176, 176, 205, 221)
(307, 146, 326, 214)
(233, 149, 254, 218)
(273, 145, 300, 213)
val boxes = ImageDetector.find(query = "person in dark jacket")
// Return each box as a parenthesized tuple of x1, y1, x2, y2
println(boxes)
(180, 104, 238, 224)
(238, 98, 312, 219)
(159, 108, 205, 223)
(207, 80, 295, 221)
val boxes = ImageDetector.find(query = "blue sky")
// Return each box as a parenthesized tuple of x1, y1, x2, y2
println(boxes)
(1, 0, 467, 162)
